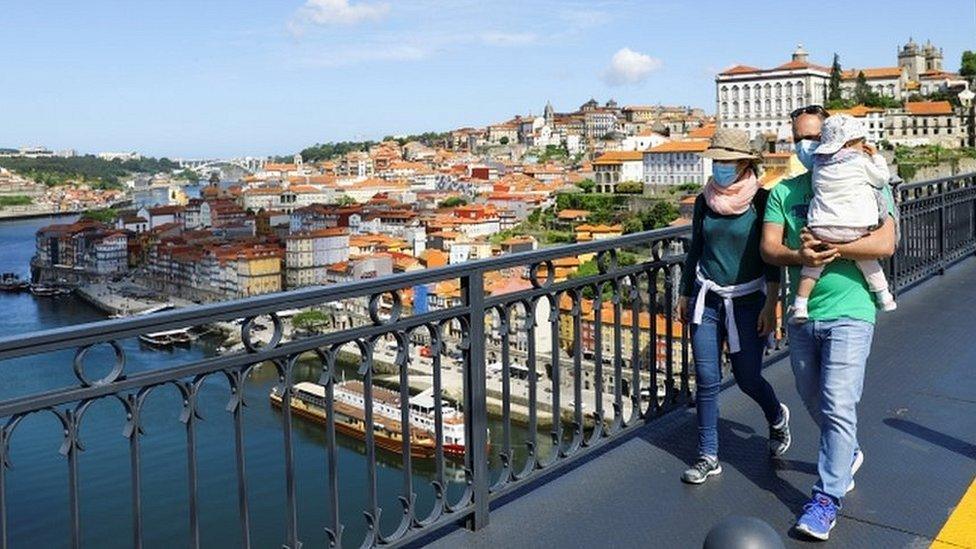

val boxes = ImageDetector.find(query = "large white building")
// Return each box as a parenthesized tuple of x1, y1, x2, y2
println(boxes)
(716, 45, 830, 137)
(643, 140, 712, 188)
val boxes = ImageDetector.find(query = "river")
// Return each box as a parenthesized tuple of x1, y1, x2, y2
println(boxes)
(0, 216, 547, 548)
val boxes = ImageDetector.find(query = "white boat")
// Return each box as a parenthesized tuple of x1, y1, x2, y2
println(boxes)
(139, 328, 193, 347)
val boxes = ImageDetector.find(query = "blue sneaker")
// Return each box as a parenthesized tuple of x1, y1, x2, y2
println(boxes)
(795, 494, 838, 541)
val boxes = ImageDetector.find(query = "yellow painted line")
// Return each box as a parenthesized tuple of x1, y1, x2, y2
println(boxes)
(931, 475, 976, 549)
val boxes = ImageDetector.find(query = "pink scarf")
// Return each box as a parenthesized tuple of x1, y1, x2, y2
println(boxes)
(703, 169, 760, 215)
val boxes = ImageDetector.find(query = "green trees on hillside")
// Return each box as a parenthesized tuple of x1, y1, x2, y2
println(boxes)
(0, 155, 178, 189)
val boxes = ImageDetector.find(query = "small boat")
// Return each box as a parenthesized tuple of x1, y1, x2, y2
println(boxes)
(0, 273, 29, 292)
(30, 284, 72, 297)
(138, 328, 193, 347)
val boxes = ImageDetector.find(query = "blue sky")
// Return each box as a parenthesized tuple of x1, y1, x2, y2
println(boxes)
(1, 0, 973, 158)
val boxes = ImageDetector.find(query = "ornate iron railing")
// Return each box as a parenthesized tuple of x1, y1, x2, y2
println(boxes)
(0, 172, 974, 548)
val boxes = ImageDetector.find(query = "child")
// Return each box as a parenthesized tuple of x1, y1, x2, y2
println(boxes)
(792, 114, 896, 322)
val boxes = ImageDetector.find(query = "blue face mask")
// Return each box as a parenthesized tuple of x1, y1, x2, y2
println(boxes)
(795, 139, 819, 170)
(711, 163, 740, 187)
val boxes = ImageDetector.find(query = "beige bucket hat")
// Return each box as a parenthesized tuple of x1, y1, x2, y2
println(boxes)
(701, 128, 760, 161)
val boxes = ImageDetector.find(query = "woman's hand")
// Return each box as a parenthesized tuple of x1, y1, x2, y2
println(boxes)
(676, 296, 689, 323)
(757, 300, 777, 336)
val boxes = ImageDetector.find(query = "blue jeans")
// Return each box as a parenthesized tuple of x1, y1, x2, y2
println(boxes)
(691, 290, 782, 458)
(788, 319, 874, 503)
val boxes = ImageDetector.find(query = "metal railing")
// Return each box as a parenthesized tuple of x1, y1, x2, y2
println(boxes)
(0, 172, 974, 548)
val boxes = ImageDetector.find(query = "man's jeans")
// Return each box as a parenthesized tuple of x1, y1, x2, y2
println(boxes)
(691, 291, 782, 458)
(788, 318, 875, 502)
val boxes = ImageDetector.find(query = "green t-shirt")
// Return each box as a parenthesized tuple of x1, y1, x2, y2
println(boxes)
(764, 172, 895, 324)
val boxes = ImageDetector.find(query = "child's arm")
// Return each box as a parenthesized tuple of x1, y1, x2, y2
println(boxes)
(863, 150, 890, 189)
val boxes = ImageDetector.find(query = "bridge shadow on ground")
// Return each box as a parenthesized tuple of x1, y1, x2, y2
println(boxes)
(421, 257, 976, 549)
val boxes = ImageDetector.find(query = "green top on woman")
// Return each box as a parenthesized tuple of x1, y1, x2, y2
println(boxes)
(679, 190, 780, 298)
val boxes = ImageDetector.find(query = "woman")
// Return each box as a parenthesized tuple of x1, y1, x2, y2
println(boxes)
(676, 128, 791, 484)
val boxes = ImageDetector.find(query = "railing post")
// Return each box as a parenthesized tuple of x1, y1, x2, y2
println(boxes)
(462, 270, 490, 530)
(939, 183, 947, 274)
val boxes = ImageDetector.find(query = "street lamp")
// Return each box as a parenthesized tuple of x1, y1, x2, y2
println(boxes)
(959, 87, 976, 148)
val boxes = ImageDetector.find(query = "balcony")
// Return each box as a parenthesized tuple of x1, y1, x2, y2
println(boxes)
(0, 173, 975, 548)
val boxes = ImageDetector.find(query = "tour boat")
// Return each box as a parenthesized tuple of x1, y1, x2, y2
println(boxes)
(270, 380, 469, 459)
(138, 328, 193, 347)
(0, 273, 29, 292)
(30, 284, 72, 297)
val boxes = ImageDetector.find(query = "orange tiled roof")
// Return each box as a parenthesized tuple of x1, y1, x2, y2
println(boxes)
(593, 151, 644, 164)
(905, 101, 953, 116)
(687, 125, 717, 139)
(830, 104, 884, 117)
(720, 65, 761, 75)
(840, 67, 903, 80)
(647, 140, 710, 153)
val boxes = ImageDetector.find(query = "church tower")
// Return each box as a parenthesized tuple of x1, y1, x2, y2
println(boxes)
(898, 37, 926, 81)
(544, 101, 555, 125)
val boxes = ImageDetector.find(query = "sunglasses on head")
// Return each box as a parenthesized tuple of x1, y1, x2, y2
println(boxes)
(790, 105, 830, 120)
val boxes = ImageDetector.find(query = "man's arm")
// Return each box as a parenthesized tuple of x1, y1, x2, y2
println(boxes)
(832, 216, 896, 260)
(761, 222, 839, 267)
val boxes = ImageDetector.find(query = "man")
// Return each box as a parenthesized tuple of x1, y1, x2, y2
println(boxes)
(760, 105, 896, 541)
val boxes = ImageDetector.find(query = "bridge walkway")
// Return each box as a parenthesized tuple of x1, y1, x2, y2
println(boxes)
(423, 257, 976, 548)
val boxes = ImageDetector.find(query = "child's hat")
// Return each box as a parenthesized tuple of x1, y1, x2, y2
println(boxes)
(814, 114, 867, 155)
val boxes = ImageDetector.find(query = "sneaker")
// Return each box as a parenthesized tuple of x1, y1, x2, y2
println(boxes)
(769, 403, 792, 457)
(795, 494, 838, 541)
(681, 456, 722, 484)
(847, 449, 864, 494)
(877, 290, 897, 312)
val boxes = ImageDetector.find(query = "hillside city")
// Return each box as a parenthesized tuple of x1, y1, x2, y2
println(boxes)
(1, 41, 974, 321)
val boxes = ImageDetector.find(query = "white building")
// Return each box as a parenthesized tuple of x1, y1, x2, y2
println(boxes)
(593, 151, 645, 193)
(716, 45, 830, 137)
(620, 131, 669, 152)
(643, 140, 712, 188)
(840, 67, 906, 99)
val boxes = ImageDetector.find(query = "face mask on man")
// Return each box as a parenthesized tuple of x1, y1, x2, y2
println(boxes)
(711, 163, 740, 187)
(795, 139, 819, 171)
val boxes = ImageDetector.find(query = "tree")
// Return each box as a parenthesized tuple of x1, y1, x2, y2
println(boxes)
(176, 169, 199, 182)
(638, 201, 679, 230)
(828, 53, 843, 103)
(854, 71, 872, 105)
(575, 179, 595, 193)
(961, 51, 976, 78)
(293, 310, 329, 332)
(81, 208, 117, 223)
(622, 216, 644, 234)
(438, 196, 467, 208)
(499, 137, 510, 145)
(336, 195, 357, 206)
(614, 181, 644, 194)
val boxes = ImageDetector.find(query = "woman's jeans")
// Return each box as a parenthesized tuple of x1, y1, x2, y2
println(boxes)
(691, 289, 782, 458)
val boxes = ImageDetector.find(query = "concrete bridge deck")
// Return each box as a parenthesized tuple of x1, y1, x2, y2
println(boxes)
(422, 258, 976, 548)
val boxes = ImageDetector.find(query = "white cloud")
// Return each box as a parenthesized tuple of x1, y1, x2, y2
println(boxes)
(289, 0, 390, 35)
(479, 31, 537, 46)
(601, 47, 662, 86)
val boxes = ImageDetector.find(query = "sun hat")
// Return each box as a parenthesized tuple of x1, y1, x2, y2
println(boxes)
(701, 128, 760, 161)
(814, 114, 867, 155)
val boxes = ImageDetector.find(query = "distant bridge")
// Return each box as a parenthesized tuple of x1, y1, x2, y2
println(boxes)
(176, 157, 267, 175)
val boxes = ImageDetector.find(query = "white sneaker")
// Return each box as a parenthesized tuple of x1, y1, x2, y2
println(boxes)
(877, 291, 897, 312)
(846, 449, 864, 493)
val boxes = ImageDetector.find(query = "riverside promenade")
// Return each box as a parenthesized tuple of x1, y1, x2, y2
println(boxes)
(423, 258, 976, 548)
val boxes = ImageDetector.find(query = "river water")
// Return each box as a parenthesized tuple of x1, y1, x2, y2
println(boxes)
(0, 216, 544, 548)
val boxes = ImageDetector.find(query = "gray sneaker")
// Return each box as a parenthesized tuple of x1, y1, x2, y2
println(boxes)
(681, 456, 722, 484)
(769, 403, 792, 457)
